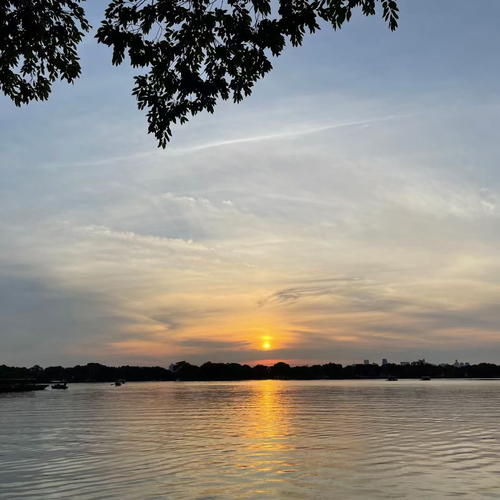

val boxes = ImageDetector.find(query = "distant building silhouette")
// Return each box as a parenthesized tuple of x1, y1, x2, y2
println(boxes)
(382, 359, 388, 366)
(364, 359, 370, 365)
(400, 361, 410, 366)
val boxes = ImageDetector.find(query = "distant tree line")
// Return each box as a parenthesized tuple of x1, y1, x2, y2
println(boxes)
(0, 363, 172, 383)
(2, 361, 500, 383)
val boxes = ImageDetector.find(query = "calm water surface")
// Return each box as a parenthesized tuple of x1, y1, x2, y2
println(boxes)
(1, 380, 500, 499)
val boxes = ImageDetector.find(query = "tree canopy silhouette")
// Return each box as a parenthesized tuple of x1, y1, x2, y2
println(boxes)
(0, 0, 89, 106)
(1, 360, 495, 383)
(1, 0, 399, 146)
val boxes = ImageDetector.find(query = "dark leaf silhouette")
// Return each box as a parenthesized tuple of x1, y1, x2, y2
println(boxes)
(0, 0, 90, 106)
(96, 0, 398, 147)
(1, 0, 398, 146)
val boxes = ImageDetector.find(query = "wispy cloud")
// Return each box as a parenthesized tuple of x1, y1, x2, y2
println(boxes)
(171, 114, 408, 154)
(178, 339, 252, 350)
(259, 280, 361, 307)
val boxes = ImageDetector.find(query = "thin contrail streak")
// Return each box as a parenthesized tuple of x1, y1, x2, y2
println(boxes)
(172, 114, 407, 154)
(43, 113, 409, 167)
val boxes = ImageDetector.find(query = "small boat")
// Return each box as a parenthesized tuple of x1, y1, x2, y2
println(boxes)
(51, 382, 68, 389)
(421, 376, 431, 381)
(387, 376, 399, 381)
(114, 381, 122, 386)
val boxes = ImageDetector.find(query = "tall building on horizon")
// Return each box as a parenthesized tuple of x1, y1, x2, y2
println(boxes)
(382, 359, 388, 366)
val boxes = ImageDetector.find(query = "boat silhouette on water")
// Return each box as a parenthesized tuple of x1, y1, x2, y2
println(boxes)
(51, 382, 68, 389)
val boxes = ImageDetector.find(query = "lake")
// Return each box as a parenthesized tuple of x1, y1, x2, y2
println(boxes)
(1, 380, 500, 499)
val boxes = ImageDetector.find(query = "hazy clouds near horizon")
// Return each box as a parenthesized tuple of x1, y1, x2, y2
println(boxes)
(2, 0, 500, 367)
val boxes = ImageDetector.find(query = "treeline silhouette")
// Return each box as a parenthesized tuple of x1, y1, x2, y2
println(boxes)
(2, 361, 500, 382)
(0, 363, 172, 383)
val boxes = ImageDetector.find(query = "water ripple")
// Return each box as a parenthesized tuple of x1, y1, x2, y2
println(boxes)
(2, 380, 500, 498)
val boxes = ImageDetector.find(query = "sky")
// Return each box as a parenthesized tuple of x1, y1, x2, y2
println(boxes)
(2, 0, 500, 368)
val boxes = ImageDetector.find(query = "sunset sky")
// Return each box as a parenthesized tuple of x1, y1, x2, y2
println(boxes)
(2, 0, 500, 367)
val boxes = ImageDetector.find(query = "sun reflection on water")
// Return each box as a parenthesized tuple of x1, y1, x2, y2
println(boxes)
(236, 380, 297, 482)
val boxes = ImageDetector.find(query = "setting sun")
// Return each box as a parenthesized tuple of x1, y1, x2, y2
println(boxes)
(262, 341, 271, 350)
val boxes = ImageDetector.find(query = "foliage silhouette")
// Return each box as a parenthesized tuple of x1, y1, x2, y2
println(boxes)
(2, 360, 498, 383)
(1, 0, 398, 147)
(0, 0, 89, 105)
